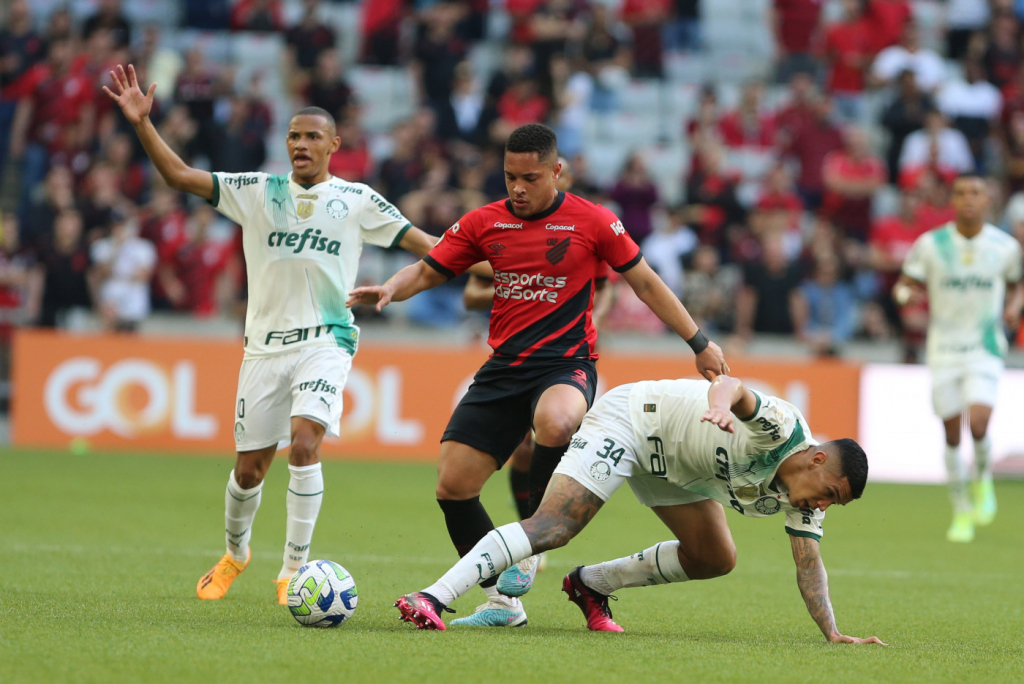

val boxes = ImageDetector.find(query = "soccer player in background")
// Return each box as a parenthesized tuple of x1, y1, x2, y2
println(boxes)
(462, 156, 613, 529)
(893, 174, 1024, 542)
(349, 124, 728, 627)
(394, 374, 885, 645)
(104, 64, 442, 603)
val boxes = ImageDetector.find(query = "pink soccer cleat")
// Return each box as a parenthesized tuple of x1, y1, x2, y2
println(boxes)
(395, 592, 450, 631)
(562, 567, 625, 632)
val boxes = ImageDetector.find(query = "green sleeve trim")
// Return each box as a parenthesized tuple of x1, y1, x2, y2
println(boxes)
(390, 223, 414, 249)
(739, 391, 762, 422)
(208, 173, 220, 208)
(785, 527, 821, 541)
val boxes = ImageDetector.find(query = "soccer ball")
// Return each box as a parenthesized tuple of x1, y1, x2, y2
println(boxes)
(286, 560, 358, 627)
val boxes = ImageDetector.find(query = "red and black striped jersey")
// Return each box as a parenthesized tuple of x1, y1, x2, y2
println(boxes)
(424, 191, 641, 364)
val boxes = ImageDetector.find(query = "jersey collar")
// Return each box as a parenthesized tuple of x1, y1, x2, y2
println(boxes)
(504, 191, 565, 222)
(288, 172, 335, 191)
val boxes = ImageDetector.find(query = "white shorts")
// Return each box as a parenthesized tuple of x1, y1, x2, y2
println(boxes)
(233, 346, 353, 451)
(552, 385, 706, 508)
(930, 359, 1002, 420)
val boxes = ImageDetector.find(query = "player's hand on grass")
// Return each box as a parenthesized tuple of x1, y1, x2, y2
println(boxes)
(701, 407, 735, 433)
(828, 633, 888, 646)
(695, 341, 729, 381)
(347, 285, 393, 311)
(103, 64, 156, 125)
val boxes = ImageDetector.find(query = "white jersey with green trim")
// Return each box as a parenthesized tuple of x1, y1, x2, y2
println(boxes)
(210, 172, 412, 358)
(902, 223, 1023, 368)
(627, 379, 825, 540)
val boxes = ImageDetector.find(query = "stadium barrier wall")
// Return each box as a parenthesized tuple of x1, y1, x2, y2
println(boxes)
(12, 330, 859, 460)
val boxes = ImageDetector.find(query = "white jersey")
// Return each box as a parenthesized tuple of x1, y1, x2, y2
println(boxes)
(210, 172, 412, 358)
(903, 223, 1023, 368)
(627, 379, 825, 539)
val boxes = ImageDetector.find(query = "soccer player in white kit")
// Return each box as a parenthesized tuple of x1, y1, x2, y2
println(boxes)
(893, 174, 1024, 543)
(104, 64, 441, 602)
(395, 374, 885, 645)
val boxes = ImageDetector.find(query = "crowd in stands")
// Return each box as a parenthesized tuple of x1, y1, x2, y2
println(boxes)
(2, 0, 1024, 363)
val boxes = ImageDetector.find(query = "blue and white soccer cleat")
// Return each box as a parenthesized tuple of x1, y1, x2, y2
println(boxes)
(450, 598, 527, 627)
(496, 553, 541, 597)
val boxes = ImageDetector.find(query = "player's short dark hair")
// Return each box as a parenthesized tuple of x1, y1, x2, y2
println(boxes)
(505, 124, 558, 163)
(830, 438, 868, 500)
(292, 106, 337, 134)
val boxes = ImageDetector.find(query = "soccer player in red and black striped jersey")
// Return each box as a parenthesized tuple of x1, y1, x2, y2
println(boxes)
(348, 124, 728, 627)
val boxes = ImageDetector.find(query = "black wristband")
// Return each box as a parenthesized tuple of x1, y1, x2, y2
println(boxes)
(686, 329, 710, 354)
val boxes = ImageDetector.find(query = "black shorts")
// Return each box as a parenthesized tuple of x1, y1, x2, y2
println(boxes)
(442, 356, 598, 467)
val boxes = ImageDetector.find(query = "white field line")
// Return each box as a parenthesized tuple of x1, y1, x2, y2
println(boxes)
(6, 543, 1019, 580)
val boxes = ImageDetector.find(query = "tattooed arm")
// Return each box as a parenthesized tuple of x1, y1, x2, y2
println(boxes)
(790, 535, 887, 645)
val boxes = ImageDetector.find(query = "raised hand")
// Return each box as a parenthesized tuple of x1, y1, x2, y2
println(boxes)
(102, 64, 156, 126)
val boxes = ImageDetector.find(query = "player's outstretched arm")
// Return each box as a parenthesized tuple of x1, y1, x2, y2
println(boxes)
(620, 258, 728, 380)
(1004, 280, 1024, 330)
(701, 375, 758, 433)
(790, 535, 887, 645)
(103, 64, 213, 200)
(347, 260, 447, 311)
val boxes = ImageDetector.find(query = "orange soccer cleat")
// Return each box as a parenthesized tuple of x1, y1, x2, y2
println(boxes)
(274, 578, 290, 605)
(196, 550, 250, 600)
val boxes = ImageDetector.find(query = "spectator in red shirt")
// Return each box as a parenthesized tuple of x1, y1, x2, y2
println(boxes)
(824, 0, 874, 121)
(157, 204, 236, 316)
(286, 0, 337, 76)
(230, 0, 284, 32)
(9, 39, 96, 224)
(822, 125, 886, 241)
(866, 0, 912, 52)
(718, 80, 777, 149)
(685, 142, 747, 256)
(361, 0, 404, 65)
(783, 95, 844, 210)
(775, 71, 818, 146)
(494, 78, 550, 141)
(772, 0, 824, 82)
(621, 0, 671, 79)
(0, 0, 46, 173)
(984, 13, 1019, 90)
(328, 119, 372, 182)
(756, 164, 805, 235)
(868, 189, 929, 359)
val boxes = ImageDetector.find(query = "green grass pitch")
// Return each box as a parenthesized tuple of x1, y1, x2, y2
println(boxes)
(2, 449, 1022, 684)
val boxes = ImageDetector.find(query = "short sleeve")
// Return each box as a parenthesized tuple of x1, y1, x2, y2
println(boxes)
(737, 390, 813, 457)
(359, 189, 413, 248)
(594, 207, 642, 272)
(90, 239, 112, 265)
(901, 233, 930, 283)
(785, 506, 825, 541)
(210, 172, 268, 226)
(423, 213, 486, 278)
(137, 240, 157, 270)
(1006, 238, 1023, 283)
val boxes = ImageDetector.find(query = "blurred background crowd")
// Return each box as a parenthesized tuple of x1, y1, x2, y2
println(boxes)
(3, 0, 1024, 370)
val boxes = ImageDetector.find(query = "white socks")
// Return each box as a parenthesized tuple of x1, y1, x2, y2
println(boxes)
(580, 541, 689, 595)
(424, 523, 533, 606)
(225, 470, 262, 563)
(944, 444, 970, 513)
(279, 463, 324, 580)
(973, 435, 992, 481)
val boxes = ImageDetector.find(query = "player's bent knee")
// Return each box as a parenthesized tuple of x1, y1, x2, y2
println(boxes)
(234, 459, 267, 488)
(435, 477, 483, 501)
(289, 434, 321, 466)
(533, 412, 579, 445)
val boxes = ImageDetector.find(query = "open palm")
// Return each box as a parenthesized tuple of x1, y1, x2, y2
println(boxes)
(102, 64, 156, 125)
